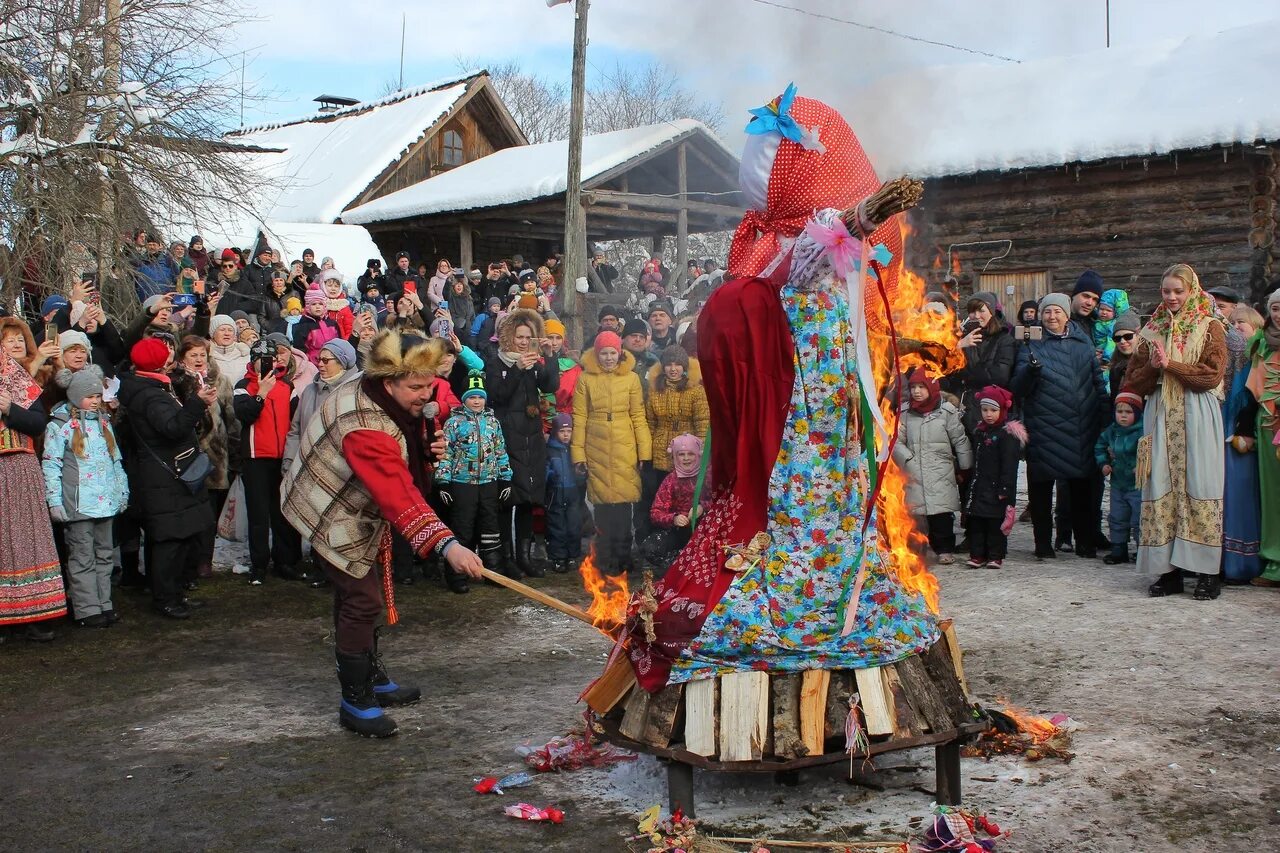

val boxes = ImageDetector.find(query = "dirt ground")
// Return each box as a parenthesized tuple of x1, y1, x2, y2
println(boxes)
(3, 522, 1278, 853)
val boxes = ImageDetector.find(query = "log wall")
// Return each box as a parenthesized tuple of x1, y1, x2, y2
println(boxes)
(905, 146, 1276, 312)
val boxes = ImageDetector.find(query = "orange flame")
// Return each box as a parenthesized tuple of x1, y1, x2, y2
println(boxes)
(866, 223, 966, 614)
(950, 253, 963, 276)
(577, 550, 629, 636)
(995, 699, 1061, 743)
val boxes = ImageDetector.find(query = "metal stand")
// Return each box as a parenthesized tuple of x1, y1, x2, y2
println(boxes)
(934, 741, 962, 805)
(666, 759, 696, 817)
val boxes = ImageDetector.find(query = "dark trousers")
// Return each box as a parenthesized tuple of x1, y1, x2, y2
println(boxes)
(545, 495, 584, 562)
(923, 512, 957, 555)
(150, 535, 199, 608)
(633, 467, 663, 543)
(1030, 477, 1095, 555)
(319, 555, 382, 655)
(595, 502, 634, 572)
(639, 525, 691, 575)
(449, 482, 503, 559)
(500, 501, 536, 554)
(194, 487, 229, 578)
(241, 458, 300, 576)
(966, 515, 1007, 561)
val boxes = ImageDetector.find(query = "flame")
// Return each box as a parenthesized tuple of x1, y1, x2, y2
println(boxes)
(865, 222, 966, 614)
(577, 550, 629, 636)
(950, 253, 963, 276)
(994, 699, 1061, 744)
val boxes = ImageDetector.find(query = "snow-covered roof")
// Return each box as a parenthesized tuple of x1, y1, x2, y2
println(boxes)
(256, 222, 385, 279)
(222, 72, 480, 223)
(849, 21, 1280, 179)
(341, 119, 733, 223)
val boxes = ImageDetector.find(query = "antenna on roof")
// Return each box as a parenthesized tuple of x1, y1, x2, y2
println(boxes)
(314, 95, 359, 113)
(399, 13, 406, 91)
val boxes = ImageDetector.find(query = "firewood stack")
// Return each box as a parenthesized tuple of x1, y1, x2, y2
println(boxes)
(587, 620, 985, 769)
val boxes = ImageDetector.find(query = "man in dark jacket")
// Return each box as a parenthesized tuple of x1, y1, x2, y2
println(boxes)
(130, 234, 178, 302)
(622, 318, 659, 396)
(356, 258, 385, 296)
(1071, 270, 1103, 342)
(300, 248, 321, 282)
(1010, 293, 1110, 560)
(647, 300, 678, 352)
(384, 251, 423, 300)
(117, 337, 217, 618)
(220, 241, 271, 321)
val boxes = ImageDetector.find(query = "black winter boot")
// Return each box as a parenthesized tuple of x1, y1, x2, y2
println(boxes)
(371, 631, 421, 707)
(444, 564, 471, 594)
(336, 650, 398, 737)
(118, 549, 145, 589)
(551, 559, 570, 574)
(1104, 546, 1129, 565)
(518, 539, 544, 578)
(1192, 573, 1221, 601)
(1148, 570, 1184, 597)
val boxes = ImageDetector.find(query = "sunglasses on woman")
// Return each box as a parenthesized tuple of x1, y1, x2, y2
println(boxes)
(1113, 332, 1134, 342)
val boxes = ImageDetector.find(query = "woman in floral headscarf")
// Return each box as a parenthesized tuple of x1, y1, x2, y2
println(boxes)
(0, 317, 67, 641)
(1246, 290, 1280, 587)
(1121, 263, 1227, 600)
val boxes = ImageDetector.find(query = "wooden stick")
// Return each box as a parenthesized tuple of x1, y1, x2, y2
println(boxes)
(707, 837, 905, 851)
(478, 568, 612, 636)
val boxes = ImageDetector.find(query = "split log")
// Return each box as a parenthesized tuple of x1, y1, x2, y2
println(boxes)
(618, 685, 652, 742)
(640, 684, 684, 749)
(720, 672, 770, 761)
(684, 678, 718, 757)
(823, 672, 857, 741)
(584, 655, 638, 715)
(882, 666, 923, 737)
(799, 670, 830, 757)
(921, 641, 973, 726)
(938, 620, 970, 696)
(853, 667, 895, 737)
(893, 655, 954, 733)
(771, 674, 806, 758)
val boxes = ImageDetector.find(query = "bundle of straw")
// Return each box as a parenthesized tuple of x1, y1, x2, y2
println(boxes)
(842, 176, 925, 232)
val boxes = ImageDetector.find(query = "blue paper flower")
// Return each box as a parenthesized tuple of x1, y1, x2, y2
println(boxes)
(745, 82, 805, 144)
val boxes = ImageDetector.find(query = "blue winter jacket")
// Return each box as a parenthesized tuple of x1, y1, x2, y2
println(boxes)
(545, 435, 584, 507)
(42, 404, 129, 520)
(132, 252, 178, 301)
(436, 407, 513, 485)
(1010, 321, 1110, 482)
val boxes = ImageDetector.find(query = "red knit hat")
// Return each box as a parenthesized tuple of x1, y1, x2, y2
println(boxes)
(220, 248, 238, 262)
(131, 337, 170, 372)
(1114, 389, 1144, 413)
(594, 331, 622, 353)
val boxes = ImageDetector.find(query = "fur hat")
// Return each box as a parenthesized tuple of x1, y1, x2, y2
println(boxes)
(58, 329, 91, 354)
(64, 364, 106, 405)
(497, 308, 544, 353)
(320, 269, 344, 286)
(130, 337, 169, 372)
(1038, 292, 1071, 318)
(1114, 389, 1144, 413)
(461, 369, 487, 402)
(517, 293, 539, 310)
(363, 329, 446, 380)
(659, 344, 690, 368)
(594, 331, 623, 353)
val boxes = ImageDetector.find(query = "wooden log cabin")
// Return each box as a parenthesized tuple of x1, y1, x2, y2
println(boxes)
(845, 21, 1280, 313)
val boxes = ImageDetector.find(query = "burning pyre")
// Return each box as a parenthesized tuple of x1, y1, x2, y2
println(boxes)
(963, 701, 1076, 763)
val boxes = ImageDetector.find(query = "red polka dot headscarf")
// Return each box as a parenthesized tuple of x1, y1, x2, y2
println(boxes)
(728, 87, 903, 330)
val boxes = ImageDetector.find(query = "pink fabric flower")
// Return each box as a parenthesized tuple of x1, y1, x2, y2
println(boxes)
(802, 215, 861, 279)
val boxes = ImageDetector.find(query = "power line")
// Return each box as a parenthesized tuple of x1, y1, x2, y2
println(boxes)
(742, 0, 1022, 63)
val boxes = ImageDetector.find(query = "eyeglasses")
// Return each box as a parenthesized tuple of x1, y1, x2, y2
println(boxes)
(220, 263, 235, 268)
(316, 356, 337, 365)
(1113, 333, 1135, 342)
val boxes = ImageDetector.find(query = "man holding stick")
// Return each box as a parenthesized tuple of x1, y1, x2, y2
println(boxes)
(282, 329, 483, 738)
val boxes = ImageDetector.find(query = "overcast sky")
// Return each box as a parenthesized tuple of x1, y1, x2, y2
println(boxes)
(234, 0, 1278, 136)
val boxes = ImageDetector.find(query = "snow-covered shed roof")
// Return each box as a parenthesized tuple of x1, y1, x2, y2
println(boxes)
(340, 119, 735, 224)
(223, 71, 504, 223)
(849, 20, 1280, 179)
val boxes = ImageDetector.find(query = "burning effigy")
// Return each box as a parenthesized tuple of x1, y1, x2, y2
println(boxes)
(578, 84, 990, 812)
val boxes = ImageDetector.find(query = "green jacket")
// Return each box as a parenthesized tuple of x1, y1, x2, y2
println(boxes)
(1094, 421, 1144, 492)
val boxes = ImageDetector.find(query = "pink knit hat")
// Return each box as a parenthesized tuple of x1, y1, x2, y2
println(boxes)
(669, 433, 704, 478)
(305, 287, 326, 307)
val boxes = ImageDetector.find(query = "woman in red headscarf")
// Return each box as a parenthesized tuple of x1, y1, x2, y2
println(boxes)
(623, 86, 931, 692)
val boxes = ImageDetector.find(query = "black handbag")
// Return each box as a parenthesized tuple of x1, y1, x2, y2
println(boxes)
(140, 441, 213, 495)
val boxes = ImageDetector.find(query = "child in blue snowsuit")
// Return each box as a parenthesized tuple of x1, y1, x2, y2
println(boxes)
(545, 413, 585, 574)
(1095, 389, 1144, 564)
(437, 370, 513, 582)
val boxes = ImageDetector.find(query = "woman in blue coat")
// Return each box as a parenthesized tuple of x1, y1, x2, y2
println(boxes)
(1011, 293, 1111, 559)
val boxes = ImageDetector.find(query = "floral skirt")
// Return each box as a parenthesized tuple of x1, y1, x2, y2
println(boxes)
(0, 451, 66, 625)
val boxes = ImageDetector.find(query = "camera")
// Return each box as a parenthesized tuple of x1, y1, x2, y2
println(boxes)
(171, 293, 198, 308)
(960, 318, 982, 334)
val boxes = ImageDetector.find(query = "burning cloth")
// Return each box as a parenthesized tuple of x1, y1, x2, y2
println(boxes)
(624, 85, 939, 692)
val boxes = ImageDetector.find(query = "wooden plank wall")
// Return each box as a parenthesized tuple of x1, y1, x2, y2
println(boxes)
(905, 147, 1266, 312)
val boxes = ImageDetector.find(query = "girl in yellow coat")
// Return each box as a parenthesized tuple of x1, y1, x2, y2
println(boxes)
(572, 331, 652, 575)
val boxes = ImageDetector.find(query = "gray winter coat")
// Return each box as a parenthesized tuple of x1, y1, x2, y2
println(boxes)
(282, 367, 361, 472)
(892, 400, 973, 515)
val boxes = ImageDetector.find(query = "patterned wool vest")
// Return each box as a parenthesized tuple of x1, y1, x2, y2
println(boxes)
(281, 380, 407, 578)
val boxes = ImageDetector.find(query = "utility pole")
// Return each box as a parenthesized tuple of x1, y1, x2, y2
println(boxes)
(1105, 0, 1110, 48)
(98, 0, 122, 288)
(560, 0, 589, 320)
(399, 13, 406, 91)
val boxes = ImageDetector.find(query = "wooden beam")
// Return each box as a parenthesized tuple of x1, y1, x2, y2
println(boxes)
(684, 678, 718, 757)
(939, 620, 969, 696)
(892, 656, 953, 733)
(719, 671, 769, 762)
(587, 129, 696, 189)
(458, 223, 473, 269)
(588, 190, 744, 218)
(853, 667, 895, 737)
(640, 684, 684, 749)
(684, 138, 741, 189)
(619, 685, 652, 742)
(882, 666, 923, 737)
(771, 673, 805, 759)
(799, 670, 831, 757)
(675, 142, 689, 294)
(583, 655, 637, 714)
